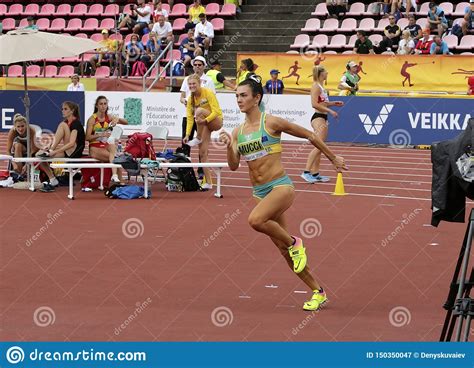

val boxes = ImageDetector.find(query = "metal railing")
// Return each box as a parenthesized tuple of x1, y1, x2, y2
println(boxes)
(142, 41, 175, 92)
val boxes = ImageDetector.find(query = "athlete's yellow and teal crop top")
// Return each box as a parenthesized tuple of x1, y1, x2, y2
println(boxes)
(237, 113, 282, 161)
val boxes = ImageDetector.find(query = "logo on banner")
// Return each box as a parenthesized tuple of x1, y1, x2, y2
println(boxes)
(358, 104, 394, 135)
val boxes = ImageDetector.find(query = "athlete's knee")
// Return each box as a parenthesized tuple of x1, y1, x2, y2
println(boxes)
(248, 213, 266, 232)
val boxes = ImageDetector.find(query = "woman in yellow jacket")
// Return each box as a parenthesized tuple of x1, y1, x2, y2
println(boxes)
(183, 74, 223, 190)
(188, 0, 206, 23)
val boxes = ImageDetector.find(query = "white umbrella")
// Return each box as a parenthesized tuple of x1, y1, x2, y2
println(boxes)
(0, 29, 101, 183)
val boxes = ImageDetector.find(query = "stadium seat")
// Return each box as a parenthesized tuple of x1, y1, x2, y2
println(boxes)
(124, 33, 133, 44)
(416, 2, 430, 16)
(24, 4, 40, 16)
(452, 18, 465, 27)
(162, 49, 181, 62)
(311, 3, 328, 17)
(2, 18, 16, 31)
(457, 35, 474, 50)
(172, 18, 187, 31)
(49, 18, 66, 32)
(453, 3, 470, 17)
(110, 33, 123, 42)
(340, 18, 357, 32)
(346, 34, 357, 49)
(358, 18, 375, 32)
(90, 33, 102, 42)
(123, 4, 132, 15)
(416, 18, 429, 28)
(219, 3, 236, 16)
(0, 4, 7, 17)
(44, 65, 58, 78)
(290, 34, 310, 49)
(75, 33, 88, 39)
(175, 33, 188, 46)
(36, 18, 50, 31)
(211, 18, 224, 31)
(8, 4, 23, 17)
(99, 18, 115, 31)
(72, 4, 88, 17)
(26, 65, 41, 77)
(64, 18, 82, 33)
(83, 18, 99, 32)
(439, 2, 453, 16)
(162, 4, 171, 14)
(327, 34, 347, 48)
(142, 33, 150, 45)
(397, 18, 409, 30)
(39, 4, 55, 17)
(301, 18, 320, 32)
(18, 18, 29, 28)
(88, 4, 104, 17)
(8, 65, 23, 77)
(342, 50, 354, 54)
(58, 65, 75, 77)
(55, 4, 72, 17)
(309, 34, 329, 49)
(205, 3, 220, 16)
(347, 2, 365, 16)
(170, 4, 187, 17)
(321, 18, 339, 33)
(104, 4, 120, 17)
(286, 50, 299, 54)
(369, 34, 383, 45)
(323, 50, 337, 54)
(443, 34, 459, 49)
(150, 66, 163, 79)
(460, 52, 474, 55)
(375, 18, 390, 32)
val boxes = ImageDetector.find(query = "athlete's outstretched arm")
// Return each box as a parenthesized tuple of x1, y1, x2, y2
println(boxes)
(220, 127, 240, 171)
(270, 116, 347, 172)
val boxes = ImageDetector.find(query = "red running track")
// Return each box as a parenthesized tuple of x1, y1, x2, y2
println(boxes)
(0, 138, 470, 341)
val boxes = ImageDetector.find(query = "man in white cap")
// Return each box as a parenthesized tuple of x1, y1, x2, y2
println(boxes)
(338, 61, 360, 96)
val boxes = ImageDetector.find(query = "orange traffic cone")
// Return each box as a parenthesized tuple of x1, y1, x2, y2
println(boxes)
(332, 172, 347, 196)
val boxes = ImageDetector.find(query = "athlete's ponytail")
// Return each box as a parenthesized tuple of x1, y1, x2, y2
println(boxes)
(238, 74, 264, 105)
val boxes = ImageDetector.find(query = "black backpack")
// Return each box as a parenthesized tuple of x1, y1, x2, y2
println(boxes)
(166, 154, 200, 192)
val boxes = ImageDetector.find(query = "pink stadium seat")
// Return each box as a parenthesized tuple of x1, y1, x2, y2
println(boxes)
(457, 35, 474, 50)
(162, 49, 181, 62)
(109, 33, 123, 42)
(170, 4, 186, 17)
(439, 2, 453, 16)
(58, 65, 75, 77)
(39, 4, 55, 17)
(88, 4, 104, 17)
(416, 2, 430, 16)
(312, 3, 328, 17)
(363, 2, 380, 16)
(340, 18, 357, 32)
(309, 34, 329, 49)
(18, 18, 28, 28)
(346, 34, 357, 49)
(453, 18, 464, 27)
(397, 18, 409, 30)
(443, 34, 458, 49)
(49, 18, 66, 32)
(55, 4, 71, 17)
(369, 34, 383, 45)
(375, 18, 389, 32)
(8, 4, 23, 16)
(90, 33, 102, 42)
(83, 18, 99, 32)
(301, 18, 320, 32)
(75, 33, 88, 39)
(211, 18, 224, 31)
(416, 18, 429, 28)
(327, 34, 347, 48)
(104, 4, 119, 16)
(205, 3, 220, 16)
(358, 18, 375, 32)
(150, 66, 162, 79)
(123, 4, 132, 15)
(142, 33, 150, 45)
(342, 50, 354, 54)
(321, 18, 339, 33)
(290, 34, 310, 49)
(64, 18, 82, 32)
(0, 4, 7, 16)
(323, 50, 337, 54)
(24, 4, 39, 16)
(26, 65, 41, 77)
(124, 33, 133, 44)
(60, 56, 80, 63)
(44, 65, 58, 78)
(72, 4, 88, 17)
(172, 18, 187, 31)
(36, 18, 50, 31)
(99, 18, 115, 31)
(347, 2, 365, 16)
(219, 3, 236, 16)
(175, 33, 188, 46)
(8, 65, 23, 77)
(461, 52, 474, 55)
(453, 3, 469, 17)
(2, 18, 16, 31)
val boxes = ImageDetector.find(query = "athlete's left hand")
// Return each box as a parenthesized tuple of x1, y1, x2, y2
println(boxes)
(334, 101, 344, 106)
(331, 155, 348, 172)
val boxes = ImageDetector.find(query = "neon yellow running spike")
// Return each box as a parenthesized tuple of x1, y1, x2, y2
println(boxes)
(289, 237, 307, 273)
(303, 290, 328, 311)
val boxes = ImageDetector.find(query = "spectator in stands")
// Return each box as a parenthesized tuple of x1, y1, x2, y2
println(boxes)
(397, 30, 415, 55)
(90, 29, 118, 75)
(194, 14, 214, 57)
(405, 15, 422, 42)
(152, 1, 169, 23)
(189, 0, 206, 24)
(7, 114, 39, 175)
(185, 15, 197, 32)
(390, 0, 416, 18)
(430, 35, 449, 54)
(180, 29, 202, 67)
(142, 32, 160, 67)
(326, 0, 348, 20)
(428, 2, 448, 37)
(207, 60, 236, 90)
(237, 58, 257, 84)
(151, 15, 174, 48)
(24, 16, 38, 31)
(265, 69, 284, 94)
(462, 0, 474, 36)
(117, 0, 152, 36)
(338, 61, 360, 96)
(124, 34, 145, 76)
(67, 74, 85, 92)
(378, 15, 401, 53)
(353, 31, 375, 54)
(414, 29, 433, 54)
